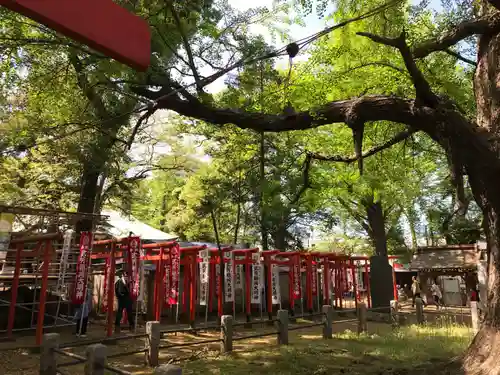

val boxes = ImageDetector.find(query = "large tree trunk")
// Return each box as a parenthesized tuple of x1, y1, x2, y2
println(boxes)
(463, 26, 500, 375)
(259, 131, 268, 250)
(363, 196, 388, 257)
(463, 198, 500, 374)
(75, 165, 101, 233)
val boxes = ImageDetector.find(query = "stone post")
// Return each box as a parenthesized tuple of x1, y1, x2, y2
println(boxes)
(146, 321, 160, 366)
(415, 297, 425, 325)
(155, 364, 182, 375)
(471, 301, 479, 334)
(221, 315, 233, 353)
(40, 333, 59, 375)
(85, 344, 107, 375)
(390, 300, 399, 328)
(357, 302, 367, 334)
(322, 305, 333, 339)
(276, 309, 289, 345)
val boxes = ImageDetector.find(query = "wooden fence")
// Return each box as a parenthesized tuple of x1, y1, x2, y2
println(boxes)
(39, 298, 478, 375)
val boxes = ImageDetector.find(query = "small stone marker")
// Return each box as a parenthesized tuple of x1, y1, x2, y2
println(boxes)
(221, 315, 233, 353)
(146, 321, 161, 366)
(390, 300, 399, 328)
(357, 302, 367, 334)
(322, 305, 333, 339)
(277, 309, 289, 345)
(85, 344, 106, 375)
(415, 297, 424, 324)
(40, 333, 59, 375)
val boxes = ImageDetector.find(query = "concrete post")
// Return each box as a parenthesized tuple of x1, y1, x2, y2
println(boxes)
(155, 364, 182, 375)
(390, 300, 399, 328)
(40, 333, 59, 375)
(415, 297, 425, 325)
(471, 301, 479, 334)
(322, 305, 333, 339)
(277, 309, 289, 345)
(85, 344, 107, 375)
(146, 321, 161, 366)
(357, 302, 367, 334)
(221, 315, 233, 353)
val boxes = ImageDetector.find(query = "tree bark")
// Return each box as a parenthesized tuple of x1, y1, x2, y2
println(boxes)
(259, 131, 268, 250)
(463, 26, 500, 375)
(75, 166, 100, 233)
(362, 196, 388, 257)
(234, 201, 241, 245)
(159, 193, 167, 230)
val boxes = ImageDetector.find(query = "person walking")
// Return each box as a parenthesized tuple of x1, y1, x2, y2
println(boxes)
(431, 280, 443, 310)
(75, 283, 93, 337)
(411, 276, 425, 307)
(114, 270, 134, 333)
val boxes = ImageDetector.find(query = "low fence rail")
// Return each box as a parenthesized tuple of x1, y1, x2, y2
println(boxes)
(40, 298, 476, 375)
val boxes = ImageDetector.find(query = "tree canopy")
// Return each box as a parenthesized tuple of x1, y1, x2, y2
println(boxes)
(3, 0, 500, 367)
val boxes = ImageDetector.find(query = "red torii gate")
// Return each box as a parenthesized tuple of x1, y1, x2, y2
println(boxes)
(0, 0, 151, 71)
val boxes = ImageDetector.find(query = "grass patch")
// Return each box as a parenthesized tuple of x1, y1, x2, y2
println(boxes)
(181, 324, 473, 375)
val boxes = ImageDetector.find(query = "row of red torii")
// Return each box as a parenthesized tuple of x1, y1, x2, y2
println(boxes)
(75, 233, 400, 337)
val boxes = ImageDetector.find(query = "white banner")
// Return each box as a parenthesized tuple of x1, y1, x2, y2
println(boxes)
(138, 248, 146, 302)
(271, 263, 281, 304)
(251, 254, 262, 304)
(293, 261, 301, 299)
(199, 261, 209, 306)
(235, 264, 243, 290)
(215, 264, 220, 296)
(312, 262, 318, 296)
(224, 252, 234, 302)
(319, 268, 323, 295)
(200, 249, 209, 261)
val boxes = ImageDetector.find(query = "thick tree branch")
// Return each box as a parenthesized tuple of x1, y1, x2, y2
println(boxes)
(412, 14, 500, 58)
(309, 128, 417, 163)
(133, 87, 436, 132)
(69, 53, 110, 120)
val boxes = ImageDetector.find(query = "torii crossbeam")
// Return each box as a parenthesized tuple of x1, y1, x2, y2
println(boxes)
(0, 0, 151, 71)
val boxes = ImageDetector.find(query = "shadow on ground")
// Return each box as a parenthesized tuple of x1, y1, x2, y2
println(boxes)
(181, 325, 471, 375)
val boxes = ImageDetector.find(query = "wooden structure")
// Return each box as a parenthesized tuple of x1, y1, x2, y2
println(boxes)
(409, 244, 484, 305)
(0, 206, 106, 345)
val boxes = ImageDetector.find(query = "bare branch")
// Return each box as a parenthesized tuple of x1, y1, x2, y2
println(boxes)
(444, 49, 477, 66)
(337, 197, 370, 233)
(168, 4, 203, 93)
(127, 107, 154, 150)
(309, 128, 417, 163)
(289, 154, 313, 206)
(341, 61, 407, 75)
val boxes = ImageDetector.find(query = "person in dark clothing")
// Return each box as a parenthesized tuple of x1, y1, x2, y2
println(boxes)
(75, 285, 93, 337)
(115, 271, 134, 332)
